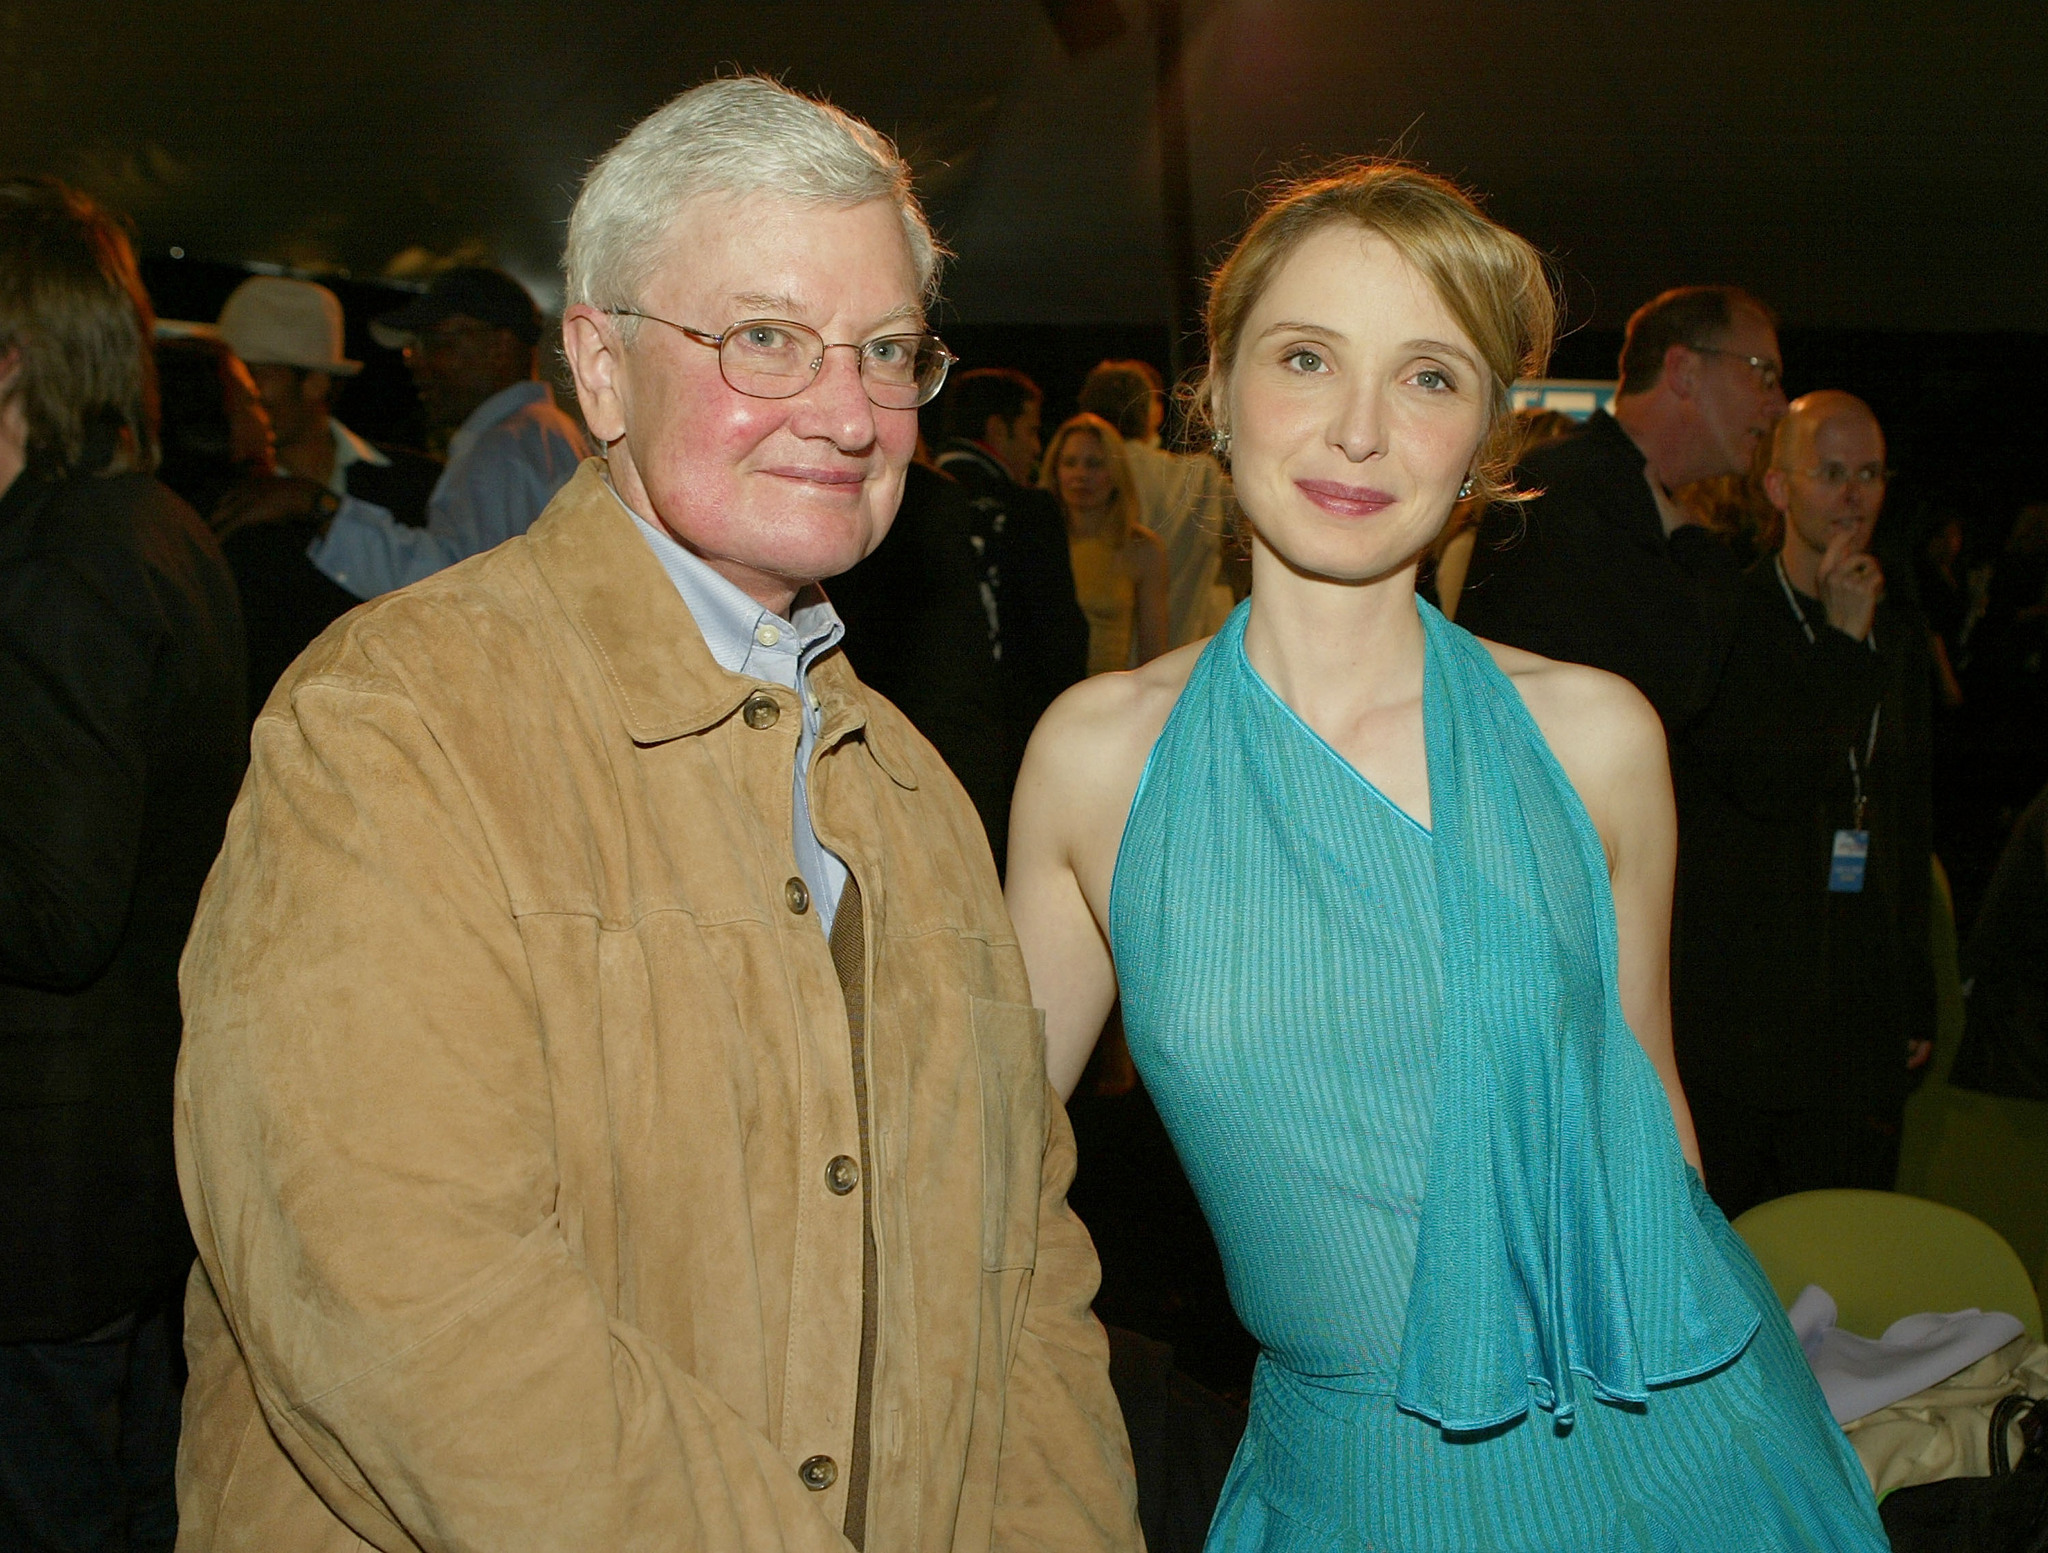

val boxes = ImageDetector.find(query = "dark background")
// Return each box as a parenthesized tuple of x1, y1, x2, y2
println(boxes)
(22, 1, 2033, 549)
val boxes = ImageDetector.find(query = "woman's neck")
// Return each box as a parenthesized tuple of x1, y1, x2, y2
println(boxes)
(1241, 544, 1427, 724)
(1067, 499, 1116, 540)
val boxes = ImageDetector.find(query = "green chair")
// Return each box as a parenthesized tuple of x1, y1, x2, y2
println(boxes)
(1733, 1188, 2043, 1341)
(1896, 855, 2048, 1281)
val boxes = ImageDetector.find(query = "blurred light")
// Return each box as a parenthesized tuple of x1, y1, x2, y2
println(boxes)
(169, 246, 184, 258)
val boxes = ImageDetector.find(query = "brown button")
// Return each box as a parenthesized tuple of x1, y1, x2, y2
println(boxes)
(741, 692, 780, 730)
(784, 876, 810, 915)
(798, 1454, 837, 1491)
(825, 1154, 860, 1195)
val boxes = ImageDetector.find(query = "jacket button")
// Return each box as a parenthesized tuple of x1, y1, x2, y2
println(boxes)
(825, 1154, 860, 1195)
(742, 692, 780, 730)
(784, 876, 810, 915)
(798, 1454, 837, 1491)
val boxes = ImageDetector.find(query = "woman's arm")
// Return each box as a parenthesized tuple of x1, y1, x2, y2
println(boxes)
(1130, 529, 1170, 667)
(1006, 706, 1124, 1101)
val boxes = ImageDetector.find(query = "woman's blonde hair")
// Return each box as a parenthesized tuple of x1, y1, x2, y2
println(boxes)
(1195, 160, 1557, 509)
(1041, 411, 1142, 546)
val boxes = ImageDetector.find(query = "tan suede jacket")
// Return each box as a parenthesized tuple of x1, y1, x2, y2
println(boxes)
(174, 462, 1141, 1552)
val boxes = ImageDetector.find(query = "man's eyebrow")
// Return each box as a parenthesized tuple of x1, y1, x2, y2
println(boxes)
(727, 293, 927, 331)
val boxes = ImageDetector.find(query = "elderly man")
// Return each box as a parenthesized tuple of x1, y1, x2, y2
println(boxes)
(1670, 391, 1934, 1219)
(174, 77, 1140, 1552)
(305, 267, 587, 597)
(1458, 285, 1789, 730)
(1077, 358, 1232, 647)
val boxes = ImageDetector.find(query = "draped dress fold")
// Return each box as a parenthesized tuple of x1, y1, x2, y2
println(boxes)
(1108, 599, 1888, 1550)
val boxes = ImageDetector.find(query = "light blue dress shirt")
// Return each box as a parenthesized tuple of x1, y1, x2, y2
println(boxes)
(607, 481, 850, 936)
(310, 381, 587, 599)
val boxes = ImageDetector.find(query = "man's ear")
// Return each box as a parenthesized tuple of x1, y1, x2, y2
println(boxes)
(1663, 343, 1700, 402)
(302, 370, 331, 405)
(561, 306, 626, 444)
(1762, 465, 1791, 516)
(981, 412, 1009, 449)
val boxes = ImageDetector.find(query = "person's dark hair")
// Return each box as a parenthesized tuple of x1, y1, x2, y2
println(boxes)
(1615, 285, 1778, 399)
(1077, 359, 1163, 442)
(154, 335, 259, 519)
(0, 177, 157, 475)
(938, 367, 1041, 443)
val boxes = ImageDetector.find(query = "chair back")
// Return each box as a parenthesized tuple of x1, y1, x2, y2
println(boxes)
(1733, 1188, 2043, 1341)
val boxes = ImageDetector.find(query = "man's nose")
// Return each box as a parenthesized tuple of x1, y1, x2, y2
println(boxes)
(797, 345, 879, 447)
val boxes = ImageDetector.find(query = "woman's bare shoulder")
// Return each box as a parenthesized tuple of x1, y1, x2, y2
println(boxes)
(1031, 636, 1205, 777)
(1472, 637, 1669, 851)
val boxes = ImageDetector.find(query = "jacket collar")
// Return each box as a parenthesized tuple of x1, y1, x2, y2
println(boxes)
(526, 460, 919, 788)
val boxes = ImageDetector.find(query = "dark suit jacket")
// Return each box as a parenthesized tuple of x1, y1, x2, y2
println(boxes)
(346, 440, 442, 529)
(1457, 410, 1741, 731)
(933, 440, 1090, 757)
(0, 466, 247, 1340)
(829, 461, 1012, 866)
(1670, 563, 1935, 1113)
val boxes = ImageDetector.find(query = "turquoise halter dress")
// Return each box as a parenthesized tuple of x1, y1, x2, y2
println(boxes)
(1108, 600, 1888, 1551)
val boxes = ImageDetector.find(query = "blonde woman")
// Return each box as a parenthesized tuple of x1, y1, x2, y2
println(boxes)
(1042, 411, 1169, 675)
(1006, 164, 1887, 1549)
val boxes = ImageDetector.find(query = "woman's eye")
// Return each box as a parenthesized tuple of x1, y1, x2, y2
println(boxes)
(1414, 367, 1454, 392)
(1282, 348, 1327, 374)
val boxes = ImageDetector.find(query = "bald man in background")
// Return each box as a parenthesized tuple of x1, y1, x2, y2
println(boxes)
(1670, 392, 1935, 1218)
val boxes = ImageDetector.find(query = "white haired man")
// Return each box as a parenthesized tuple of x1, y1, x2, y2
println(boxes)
(174, 78, 1142, 1551)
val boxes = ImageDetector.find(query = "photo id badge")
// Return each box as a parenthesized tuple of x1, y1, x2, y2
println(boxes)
(1829, 829, 1870, 893)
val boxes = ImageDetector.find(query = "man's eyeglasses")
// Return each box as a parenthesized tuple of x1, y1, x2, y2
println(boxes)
(607, 310, 957, 409)
(1788, 461, 1892, 489)
(1690, 345, 1783, 392)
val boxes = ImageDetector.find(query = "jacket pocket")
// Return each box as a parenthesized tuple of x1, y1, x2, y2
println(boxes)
(969, 996, 1046, 1272)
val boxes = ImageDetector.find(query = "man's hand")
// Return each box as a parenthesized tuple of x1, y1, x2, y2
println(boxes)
(209, 475, 338, 542)
(1815, 531, 1883, 641)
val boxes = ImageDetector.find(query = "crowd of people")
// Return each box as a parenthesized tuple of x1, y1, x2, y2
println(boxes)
(3, 69, 2045, 1553)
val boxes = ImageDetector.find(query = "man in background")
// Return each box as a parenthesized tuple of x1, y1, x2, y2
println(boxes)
(215, 275, 441, 526)
(309, 266, 586, 597)
(1077, 358, 1231, 646)
(932, 367, 1088, 789)
(1671, 391, 1934, 1218)
(1458, 285, 1788, 731)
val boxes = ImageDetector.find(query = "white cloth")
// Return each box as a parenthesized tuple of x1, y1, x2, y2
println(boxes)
(309, 382, 587, 598)
(1122, 440, 1232, 647)
(1787, 1283, 2027, 1423)
(326, 417, 389, 498)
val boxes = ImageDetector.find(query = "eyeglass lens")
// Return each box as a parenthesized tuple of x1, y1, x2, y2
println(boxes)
(720, 320, 950, 408)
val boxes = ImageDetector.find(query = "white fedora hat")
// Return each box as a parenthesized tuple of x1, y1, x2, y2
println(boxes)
(215, 276, 361, 376)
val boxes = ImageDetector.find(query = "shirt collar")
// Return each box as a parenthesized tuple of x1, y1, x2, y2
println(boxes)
(448, 381, 551, 465)
(602, 476, 844, 684)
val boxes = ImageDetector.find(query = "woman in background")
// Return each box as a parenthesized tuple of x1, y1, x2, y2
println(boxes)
(1043, 410, 1169, 675)
(1006, 161, 1887, 1549)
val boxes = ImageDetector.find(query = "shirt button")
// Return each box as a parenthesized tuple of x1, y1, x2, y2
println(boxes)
(741, 692, 780, 730)
(798, 1454, 837, 1491)
(784, 877, 811, 915)
(755, 621, 782, 647)
(825, 1154, 860, 1195)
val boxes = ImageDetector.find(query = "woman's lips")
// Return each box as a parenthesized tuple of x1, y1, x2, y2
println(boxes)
(1295, 478, 1397, 517)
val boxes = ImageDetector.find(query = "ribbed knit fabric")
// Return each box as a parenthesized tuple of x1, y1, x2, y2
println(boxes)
(1109, 599, 1888, 1550)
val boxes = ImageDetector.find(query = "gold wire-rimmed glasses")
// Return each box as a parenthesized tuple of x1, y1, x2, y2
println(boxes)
(607, 309, 957, 409)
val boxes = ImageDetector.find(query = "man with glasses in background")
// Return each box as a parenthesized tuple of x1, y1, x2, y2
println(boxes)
(1669, 390, 1935, 1217)
(1459, 285, 1789, 733)
(174, 76, 1140, 1552)
(306, 266, 586, 597)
